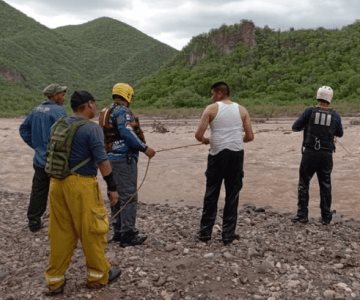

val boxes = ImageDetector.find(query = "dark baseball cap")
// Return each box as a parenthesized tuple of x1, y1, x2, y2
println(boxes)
(70, 90, 95, 109)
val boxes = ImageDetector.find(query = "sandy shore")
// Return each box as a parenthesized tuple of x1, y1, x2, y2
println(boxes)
(1, 116, 359, 219)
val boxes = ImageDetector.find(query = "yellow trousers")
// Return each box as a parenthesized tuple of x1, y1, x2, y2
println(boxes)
(45, 175, 111, 290)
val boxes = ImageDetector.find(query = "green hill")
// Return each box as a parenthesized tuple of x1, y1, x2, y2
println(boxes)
(0, 1, 177, 116)
(135, 20, 360, 116)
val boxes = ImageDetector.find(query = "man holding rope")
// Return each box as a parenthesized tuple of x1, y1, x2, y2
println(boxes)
(99, 83, 156, 247)
(195, 81, 254, 245)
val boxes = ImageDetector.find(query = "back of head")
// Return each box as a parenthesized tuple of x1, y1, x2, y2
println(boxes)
(211, 81, 230, 96)
(316, 86, 333, 104)
(70, 90, 95, 111)
(112, 83, 134, 103)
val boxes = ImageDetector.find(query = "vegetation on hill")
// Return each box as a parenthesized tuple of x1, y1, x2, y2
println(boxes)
(0, 1, 177, 116)
(135, 21, 360, 116)
(1, 0, 360, 117)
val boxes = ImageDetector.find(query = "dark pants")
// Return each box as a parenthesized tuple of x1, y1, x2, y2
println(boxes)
(27, 165, 50, 227)
(111, 158, 138, 240)
(200, 149, 244, 240)
(296, 149, 333, 222)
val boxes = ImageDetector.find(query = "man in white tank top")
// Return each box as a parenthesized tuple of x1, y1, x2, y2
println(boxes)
(195, 81, 254, 245)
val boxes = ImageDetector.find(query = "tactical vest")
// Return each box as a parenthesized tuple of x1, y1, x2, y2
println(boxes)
(99, 104, 146, 153)
(304, 107, 336, 152)
(99, 105, 118, 153)
(45, 117, 90, 179)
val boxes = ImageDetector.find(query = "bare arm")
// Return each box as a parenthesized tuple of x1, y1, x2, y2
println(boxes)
(240, 106, 254, 143)
(98, 159, 112, 177)
(195, 106, 212, 144)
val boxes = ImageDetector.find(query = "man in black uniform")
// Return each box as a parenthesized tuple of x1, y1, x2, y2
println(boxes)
(291, 86, 343, 225)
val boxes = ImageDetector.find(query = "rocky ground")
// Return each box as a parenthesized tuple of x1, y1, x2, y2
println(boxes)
(1, 191, 360, 300)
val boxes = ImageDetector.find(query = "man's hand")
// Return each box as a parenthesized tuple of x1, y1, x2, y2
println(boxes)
(202, 137, 210, 145)
(145, 147, 156, 159)
(108, 191, 119, 207)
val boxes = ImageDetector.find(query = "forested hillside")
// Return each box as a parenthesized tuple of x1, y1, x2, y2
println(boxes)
(135, 20, 360, 115)
(0, 0, 177, 116)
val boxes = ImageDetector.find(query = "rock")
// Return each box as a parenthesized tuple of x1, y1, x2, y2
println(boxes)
(203, 253, 214, 258)
(0, 270, 8, 281)
(223, 251, 233, 259)
(257, 260, 273, 274)
(161, 290, 172, 300)
(334, 263, 344, 269)
(287, 280, 301, 289)
(323, 289, 336, 299)
(248, 247, 259, 258)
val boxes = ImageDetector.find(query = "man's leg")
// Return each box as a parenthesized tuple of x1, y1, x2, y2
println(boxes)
(293, 152, 315, 223)
(27, 165, 50, 231)
(222, 150, 244, 243)
(199, 154, 223, 241)
(62, 176, 112, 288)
(112, 159, 144, 246)
(45, 178, 77, 293)
(317, 153, 333, 224)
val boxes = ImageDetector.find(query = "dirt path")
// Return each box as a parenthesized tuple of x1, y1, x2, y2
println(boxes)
(1, 117, 359, 219)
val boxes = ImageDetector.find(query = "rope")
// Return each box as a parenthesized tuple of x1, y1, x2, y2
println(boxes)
(110, 159, 151, 222)
(157, 143, 203, 153)
(336, 140, 353, 157)
(109, 142, 202, 221)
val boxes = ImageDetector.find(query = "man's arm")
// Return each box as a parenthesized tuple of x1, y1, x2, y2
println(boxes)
(98, 159, 118, 207)
(334, 113, 344, 138)
(195, 105, 213, 144)
(240, 106, 254, 143)
(292, 108, 311, 132)
(19, 114, 33, 148)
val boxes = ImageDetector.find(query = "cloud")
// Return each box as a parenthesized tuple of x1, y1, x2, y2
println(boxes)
(4, 0, 360, 50)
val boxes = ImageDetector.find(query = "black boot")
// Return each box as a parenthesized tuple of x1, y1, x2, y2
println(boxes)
(291, 215, 309, 224)
(120, 233, 147, 247)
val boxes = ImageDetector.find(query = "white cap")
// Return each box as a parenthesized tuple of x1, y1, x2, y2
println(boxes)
(316, 86, 333, 103)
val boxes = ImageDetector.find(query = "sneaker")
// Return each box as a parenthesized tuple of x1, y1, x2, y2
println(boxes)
(87, 267, 121, 289)
(291, 215, 309, 224)
(120, 234, 147, 248)
(222, 234, 240, 245)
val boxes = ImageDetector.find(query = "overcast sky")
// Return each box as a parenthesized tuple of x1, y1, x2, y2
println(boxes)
(4, 0, 360, 50)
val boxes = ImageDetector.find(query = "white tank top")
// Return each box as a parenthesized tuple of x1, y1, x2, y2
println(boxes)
(209, 102, 244, 155)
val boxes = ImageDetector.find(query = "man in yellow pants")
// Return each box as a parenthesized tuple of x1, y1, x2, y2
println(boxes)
(45, 90, 121, 295)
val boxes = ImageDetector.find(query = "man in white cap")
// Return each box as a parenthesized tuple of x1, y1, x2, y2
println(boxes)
(19, 83, 67, 232)
(291, 86, 343, 225)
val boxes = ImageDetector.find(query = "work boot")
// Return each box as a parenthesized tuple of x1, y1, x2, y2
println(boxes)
(222, 234, 240, 245)
(120, 233, 147, 248)
(87, 267, 121, 289)
(110, 233, 122, 243)
(44, 280, 66, 296)
(291, 215, 309, 224)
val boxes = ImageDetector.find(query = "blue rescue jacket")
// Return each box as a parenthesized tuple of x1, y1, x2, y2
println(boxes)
(107, 104, 147, 161)
(19, 100, 66, 167)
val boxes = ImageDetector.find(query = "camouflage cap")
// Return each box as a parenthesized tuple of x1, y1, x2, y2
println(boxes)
(43, 83, 67, 96)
